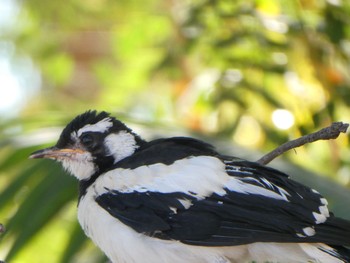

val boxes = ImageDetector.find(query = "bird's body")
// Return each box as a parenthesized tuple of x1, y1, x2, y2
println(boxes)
(30, 111, 350, 263)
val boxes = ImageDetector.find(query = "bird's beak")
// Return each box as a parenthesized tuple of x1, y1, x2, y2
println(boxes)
(29, 147, 86, 160)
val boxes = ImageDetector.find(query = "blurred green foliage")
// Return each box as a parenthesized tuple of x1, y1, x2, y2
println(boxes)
(1, 0, 350, 262)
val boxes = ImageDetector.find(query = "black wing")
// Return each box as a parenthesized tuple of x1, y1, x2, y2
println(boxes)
(96, 193, 350, 247)
(95, 138, 350, 247)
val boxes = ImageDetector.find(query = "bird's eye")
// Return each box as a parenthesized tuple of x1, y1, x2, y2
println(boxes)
(80, 133, 94, 146)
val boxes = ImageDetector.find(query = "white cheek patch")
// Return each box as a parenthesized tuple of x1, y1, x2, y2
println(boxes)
(104, 131, 139, 163)
(61, 152, 96, 180)
(77, 118, 113, 137)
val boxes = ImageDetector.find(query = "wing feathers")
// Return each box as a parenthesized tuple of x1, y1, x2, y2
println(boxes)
(92, 138, 350, 249)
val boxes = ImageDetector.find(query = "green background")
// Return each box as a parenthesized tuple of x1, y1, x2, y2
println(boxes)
(0, 0, 350, 262)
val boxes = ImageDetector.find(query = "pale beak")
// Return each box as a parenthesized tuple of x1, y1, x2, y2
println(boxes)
(29, 147, 86, 160)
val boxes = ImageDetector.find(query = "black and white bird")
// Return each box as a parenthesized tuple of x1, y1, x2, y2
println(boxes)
(30, 110, 350, 263)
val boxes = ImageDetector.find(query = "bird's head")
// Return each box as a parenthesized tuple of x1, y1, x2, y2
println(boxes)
(29, 110, 145, 181)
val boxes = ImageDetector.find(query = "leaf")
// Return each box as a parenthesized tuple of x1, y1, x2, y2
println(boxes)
(4, 161, 77, 262)
(59, 222, 88, 263)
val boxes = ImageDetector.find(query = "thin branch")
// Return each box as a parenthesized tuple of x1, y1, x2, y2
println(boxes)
(257, 122, 349, 165)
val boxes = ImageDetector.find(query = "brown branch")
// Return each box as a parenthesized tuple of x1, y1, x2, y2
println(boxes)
(0, 223, 4, 234)
(256, 122, 349, 165)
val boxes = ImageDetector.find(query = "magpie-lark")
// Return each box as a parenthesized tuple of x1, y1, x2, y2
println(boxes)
(30, 110, 350, 263)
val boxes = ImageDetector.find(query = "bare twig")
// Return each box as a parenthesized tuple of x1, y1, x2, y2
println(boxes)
(0, 223, 4, 234)
(257, 122, 349, 165)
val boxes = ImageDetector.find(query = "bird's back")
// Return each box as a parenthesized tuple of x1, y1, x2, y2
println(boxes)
(78, 136, 350, 263)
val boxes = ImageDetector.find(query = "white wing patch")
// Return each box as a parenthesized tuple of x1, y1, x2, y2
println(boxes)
(312, 212, 327, 224)
(92, 156, 291, 203)
(224, 164, 290, 201)
(224, 177, 290, 201)
(93, 156, 229, 198)
(260, 177, 291, 200)
(311, 189, 330, 224)
(178, 198, 193, 209)
(302, 226, 316, 236)
(77, 117, 113, 137)
(319, 205, 330, 218)
(225, 163, 330, 223)
(225, 164, 253, 175)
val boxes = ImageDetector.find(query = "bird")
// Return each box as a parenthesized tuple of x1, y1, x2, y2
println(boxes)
(29, 110, 350, 263)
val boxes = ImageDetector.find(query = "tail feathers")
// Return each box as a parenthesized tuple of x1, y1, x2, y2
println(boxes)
(331, 246, 350, 263)
(319, 245, 350, 263)
(314, 217, 350, 246)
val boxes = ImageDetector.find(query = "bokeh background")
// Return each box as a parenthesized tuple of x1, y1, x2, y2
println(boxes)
(1, 0, 350, 262)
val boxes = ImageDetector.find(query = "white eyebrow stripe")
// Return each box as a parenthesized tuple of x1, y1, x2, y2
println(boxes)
(77, 118, 113, 137)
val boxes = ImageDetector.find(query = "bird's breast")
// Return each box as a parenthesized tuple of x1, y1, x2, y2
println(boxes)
(77, 186, 236, 263)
